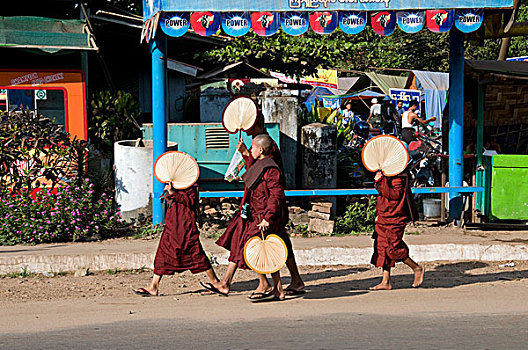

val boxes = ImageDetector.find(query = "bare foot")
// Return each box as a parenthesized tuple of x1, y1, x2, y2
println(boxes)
(200, 289, 215, 296)
(211, 281, 230, 295)
(285, 282, 305, 292)
(412, 266, 425, 288)
(369, 283, 392, 291)
(252, 283, 273, 295)
(273, 289, 286, 300)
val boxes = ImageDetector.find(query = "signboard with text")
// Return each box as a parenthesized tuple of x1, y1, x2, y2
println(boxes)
(389, 88, 422, 114)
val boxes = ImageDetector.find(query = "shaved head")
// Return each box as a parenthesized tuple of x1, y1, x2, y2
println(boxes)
(252, 134, 273, 155)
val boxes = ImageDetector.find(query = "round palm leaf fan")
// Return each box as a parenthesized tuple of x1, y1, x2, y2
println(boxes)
(153, 151, 200, 189)
(361, 135, 409, 177)
(222, 96, 258, 134)
(244, 234, 288, 274)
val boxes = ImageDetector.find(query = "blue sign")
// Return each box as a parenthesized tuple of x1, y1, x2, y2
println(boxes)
(281, 12, 309, 36)
(454, 9, 484, 33)
(507, 56, 528, 61)
(144, 1, 513, 19)
(221, 12, 251, 36)
(397, 11, 425, 33)
(389, 88, 422, 114)
(160, 12, 190, 37)
(339, 12, 367, 35)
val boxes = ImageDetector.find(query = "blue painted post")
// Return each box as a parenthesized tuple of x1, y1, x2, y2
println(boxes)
(151, 33, 168, 225)
(448, 29, 465, 222)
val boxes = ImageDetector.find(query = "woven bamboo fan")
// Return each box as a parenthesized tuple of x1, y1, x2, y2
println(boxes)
(153, 151, 200, 189)
(244, 234, 288, 274)
(361, 135, 409, 176)
(222, 96, 258, 134)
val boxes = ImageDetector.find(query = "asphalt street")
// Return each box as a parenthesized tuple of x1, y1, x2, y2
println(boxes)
(2, 313, 527, 349)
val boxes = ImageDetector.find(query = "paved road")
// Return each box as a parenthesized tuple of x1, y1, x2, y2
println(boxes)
(2, 313, 527, 349)
(2, 262, 528, 349)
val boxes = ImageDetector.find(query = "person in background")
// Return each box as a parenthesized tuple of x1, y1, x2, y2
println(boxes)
(380, 96, 399, 135)
(341, 102, 354, 127)
(367, 98, 382, 129)
(396, 100, 405, 121)
(401, 100, 436, 144)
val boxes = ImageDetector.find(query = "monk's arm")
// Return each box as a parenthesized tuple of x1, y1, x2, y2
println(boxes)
(166, 188, 196, 207)
(376, 176, 405, 200)
(262, 168, 285, 224)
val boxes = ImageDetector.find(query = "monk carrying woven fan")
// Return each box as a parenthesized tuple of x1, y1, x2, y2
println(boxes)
(134, 152, 220, 296)
(202, 134, 289, 301)
(362, 135, 425, 290)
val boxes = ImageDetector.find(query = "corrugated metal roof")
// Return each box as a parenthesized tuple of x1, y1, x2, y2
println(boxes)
(0, 16, 97, 53)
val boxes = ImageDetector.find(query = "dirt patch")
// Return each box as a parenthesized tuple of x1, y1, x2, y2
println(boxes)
(2, 260, 527, 304)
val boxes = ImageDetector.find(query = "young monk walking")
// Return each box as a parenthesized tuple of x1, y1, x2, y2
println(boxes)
(134, 184, 219, 296)
(202, 134, 288, 301)
(370, 170, 425, 290)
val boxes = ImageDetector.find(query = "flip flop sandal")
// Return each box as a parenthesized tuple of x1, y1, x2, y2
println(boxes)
(251, 294, 285, 303)
(133, 288, 157, 297)
(200, 281, 228, 297)
(248, 291, 273, 302)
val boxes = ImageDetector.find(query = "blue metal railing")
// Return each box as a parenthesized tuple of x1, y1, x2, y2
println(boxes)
(199, 187, 485, 198)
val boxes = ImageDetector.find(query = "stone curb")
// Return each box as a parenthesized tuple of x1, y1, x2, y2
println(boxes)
(1, 244, 527, 274)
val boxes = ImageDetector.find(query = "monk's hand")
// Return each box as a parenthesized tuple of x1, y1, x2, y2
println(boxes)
(257, 219, 270, 231)
(164, 184, 174, 194)
(374, 171, 383, 182)
(236, 140, 249, 157)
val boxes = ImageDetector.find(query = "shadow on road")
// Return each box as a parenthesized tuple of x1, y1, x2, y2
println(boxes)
(304, 262, 528, 300)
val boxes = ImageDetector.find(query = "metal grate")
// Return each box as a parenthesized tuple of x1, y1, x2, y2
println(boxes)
(205, 127, 230, 149)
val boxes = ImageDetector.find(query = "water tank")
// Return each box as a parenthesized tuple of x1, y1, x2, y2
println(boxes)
(114, 140, 178, 221)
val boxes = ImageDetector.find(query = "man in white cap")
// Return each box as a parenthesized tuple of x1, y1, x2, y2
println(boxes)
(367, 98, 382, 128)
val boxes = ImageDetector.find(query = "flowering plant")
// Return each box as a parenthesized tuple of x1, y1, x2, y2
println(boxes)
(0, 179, 122, 245)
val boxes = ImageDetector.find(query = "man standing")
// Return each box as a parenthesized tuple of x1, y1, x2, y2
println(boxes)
(396, 100, 405, 120)
(341, 102, 354, 127)
(401, 100, 436, 144)
(380, 96, 398, 135)
(370, 170, 425, 290)
(367, 98, 382, 128)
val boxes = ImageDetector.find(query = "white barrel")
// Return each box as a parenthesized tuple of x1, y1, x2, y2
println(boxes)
(423, 198, 441, 218)
(114, 140, 177, 221)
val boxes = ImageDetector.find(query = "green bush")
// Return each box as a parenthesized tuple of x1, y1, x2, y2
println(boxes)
(335, 196, 376, 235)
(0, 179, 122, 245)
(89, 90, 141, 156)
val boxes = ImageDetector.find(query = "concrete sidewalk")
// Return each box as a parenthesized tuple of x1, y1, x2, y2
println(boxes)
(1, 227, 528, 274)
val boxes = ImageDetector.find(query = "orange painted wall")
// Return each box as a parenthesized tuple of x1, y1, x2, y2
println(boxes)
(0, 69, 87, 140)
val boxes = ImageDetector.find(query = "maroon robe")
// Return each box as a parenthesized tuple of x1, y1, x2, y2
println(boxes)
(216, 157, 289, 269)
(154, 187, 212, 275)
(370, 173, 418, 269)
(217, 136, 293, 268)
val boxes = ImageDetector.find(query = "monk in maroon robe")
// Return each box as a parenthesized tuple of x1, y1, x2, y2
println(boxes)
(203, 134, 288, 300)
(369, 171, 425, 290)
(134, 185, 219, 296)
(216, 115, 305, 300)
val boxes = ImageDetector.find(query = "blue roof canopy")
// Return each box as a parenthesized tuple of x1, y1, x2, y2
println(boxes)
(143, 0, 513, 20)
